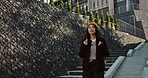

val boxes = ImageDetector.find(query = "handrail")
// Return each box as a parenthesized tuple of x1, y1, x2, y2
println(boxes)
(104, 56, 125, 78)
(118, 19, 145, 38)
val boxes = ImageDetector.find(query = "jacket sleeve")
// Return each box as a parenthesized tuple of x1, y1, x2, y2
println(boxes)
(100, 38, 110, 57)
(79, 40, 87, 58)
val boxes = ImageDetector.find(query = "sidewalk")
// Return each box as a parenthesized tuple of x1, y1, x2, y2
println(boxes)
(113, 43, 148, 78)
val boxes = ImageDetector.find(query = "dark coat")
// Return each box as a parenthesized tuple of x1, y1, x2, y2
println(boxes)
(79, 37, 109, 72)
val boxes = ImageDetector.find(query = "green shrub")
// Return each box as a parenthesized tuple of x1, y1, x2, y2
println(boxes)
(115, 19, 120, 30)
(95, 9, 101, 24)
(67, 0, 72, 11)
(101, 10, 105, 26)
(59, 0, 64, 9)
(83, 5, 87, 18)
(106, 12, 111, 28)
(110, 15, 115, 30)
(89, 11, 94, 22)
(76, 2, 80, 15)
(50, 0, 54, 6)
(40, 0, 44, 2)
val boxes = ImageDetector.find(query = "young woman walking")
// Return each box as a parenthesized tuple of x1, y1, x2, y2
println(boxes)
(79, 22, 110, 78)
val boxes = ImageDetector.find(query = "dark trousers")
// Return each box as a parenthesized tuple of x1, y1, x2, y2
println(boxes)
(83, 60, 104, 78)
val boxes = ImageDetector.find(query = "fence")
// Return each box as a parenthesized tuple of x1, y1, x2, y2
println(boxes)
(118, 19, 145, 39)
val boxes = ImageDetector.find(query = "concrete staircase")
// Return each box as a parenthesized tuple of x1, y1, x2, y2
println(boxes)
(113, 43, 148, 78)
(59, 50, 128, 78)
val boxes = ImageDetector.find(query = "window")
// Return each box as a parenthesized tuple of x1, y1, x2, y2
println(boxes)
(97, 0, 100, 7)
(102, 0, 104, 7)
(80, 6, 83, 13)
(64, 2, 68, 7)
(97, 2, 99, 7)
(135, 0, 139, 4)
(93, 1, 95, 8)
(117, 0, 125, 3)
(106, 0, 108, 6)
(86, 4, 88, 11)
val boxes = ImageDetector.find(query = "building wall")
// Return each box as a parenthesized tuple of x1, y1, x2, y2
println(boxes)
(108, 0, 114, 15)
(88, 0, 109, 12)
(139, 0, 148, 11)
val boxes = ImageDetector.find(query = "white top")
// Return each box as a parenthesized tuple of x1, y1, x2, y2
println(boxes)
(90, 39, 96, 62)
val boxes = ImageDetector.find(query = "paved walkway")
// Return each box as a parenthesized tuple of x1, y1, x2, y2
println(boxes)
(113, 43, 148, 78)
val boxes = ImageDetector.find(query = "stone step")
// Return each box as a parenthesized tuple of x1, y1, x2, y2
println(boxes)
(109, 50, 128, 52)
(105, 57, 118, 60)
(105, 66, 110, 71)
(66, 70, 107, 75)
(67, 70, 83, 75)
(105, 63, 114, 67)
(109, 51, 127, 55)
(59, 50, 127, 78)
(109, 54, 127, 56)
(75, 64, 112, 70)
(59, 75, 82, 78)
(106, 60, 115, 63)
(60, 70, 108, 77)
(105, 57, 118, 63)
(110, 52, 127, 54)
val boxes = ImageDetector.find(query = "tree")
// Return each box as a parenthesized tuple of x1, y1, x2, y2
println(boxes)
(82, 5, 87, 18)
(106, 12, 111, 28)
(110, 15, 115, 30)
(115, 19, 120, 30)
(67, 0, 72, 11)
(101, 10, 105, 26)
(59, 0, 64, 9)
(95, 9, 101, 24)
(40, 0, 44, 2)
(75, 2, 80, 15)
(89, 11, 94, 22)
(50, 0, 54, 6)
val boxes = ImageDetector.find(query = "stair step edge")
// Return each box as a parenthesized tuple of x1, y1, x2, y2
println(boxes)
(59, 75, 82, 77)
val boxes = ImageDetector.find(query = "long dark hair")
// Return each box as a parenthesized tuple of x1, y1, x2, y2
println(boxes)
(85, 23, 101, 43)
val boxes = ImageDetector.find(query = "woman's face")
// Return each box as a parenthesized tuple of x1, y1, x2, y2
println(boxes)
(88, 25, 96, 35)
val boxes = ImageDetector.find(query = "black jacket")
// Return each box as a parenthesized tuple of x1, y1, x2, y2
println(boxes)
(79, 37, 109, 72)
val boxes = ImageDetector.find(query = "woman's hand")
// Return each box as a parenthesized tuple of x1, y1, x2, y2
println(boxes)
(98, 41, 102, 46)
(83, 38, 88, 45)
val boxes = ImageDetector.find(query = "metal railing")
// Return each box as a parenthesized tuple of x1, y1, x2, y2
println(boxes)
(118, 19, 145, 39)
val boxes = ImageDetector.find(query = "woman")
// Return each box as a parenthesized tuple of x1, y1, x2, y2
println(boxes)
(79, 22, 109, 78)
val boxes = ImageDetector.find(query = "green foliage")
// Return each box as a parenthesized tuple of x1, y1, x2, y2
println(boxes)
(40, 0, 44, 2)
(59, 0, 64, 9)
(95, 9, 101, 24)
(89, 11, 94, 22)
(67, 0, 72, 11)
(106, 12, 111, 28)
(110, 15, 115, 30)
(76, 2, 80, 15)
(50, 0, 54, 6)
(115, 19, 120, 30)
(101, 10, 105, 26)
(83, 5, 87, 18)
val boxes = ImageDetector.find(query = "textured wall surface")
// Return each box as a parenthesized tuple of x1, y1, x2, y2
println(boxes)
(0, 0, 85, 77)
(134, 10, 148, 40)
(0, 0, 145, 78)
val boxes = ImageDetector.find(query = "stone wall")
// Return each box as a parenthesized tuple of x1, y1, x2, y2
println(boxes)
(134, 10, 148, 40)
(1, 0, 86, 77)
(0, 0, 145, 78)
